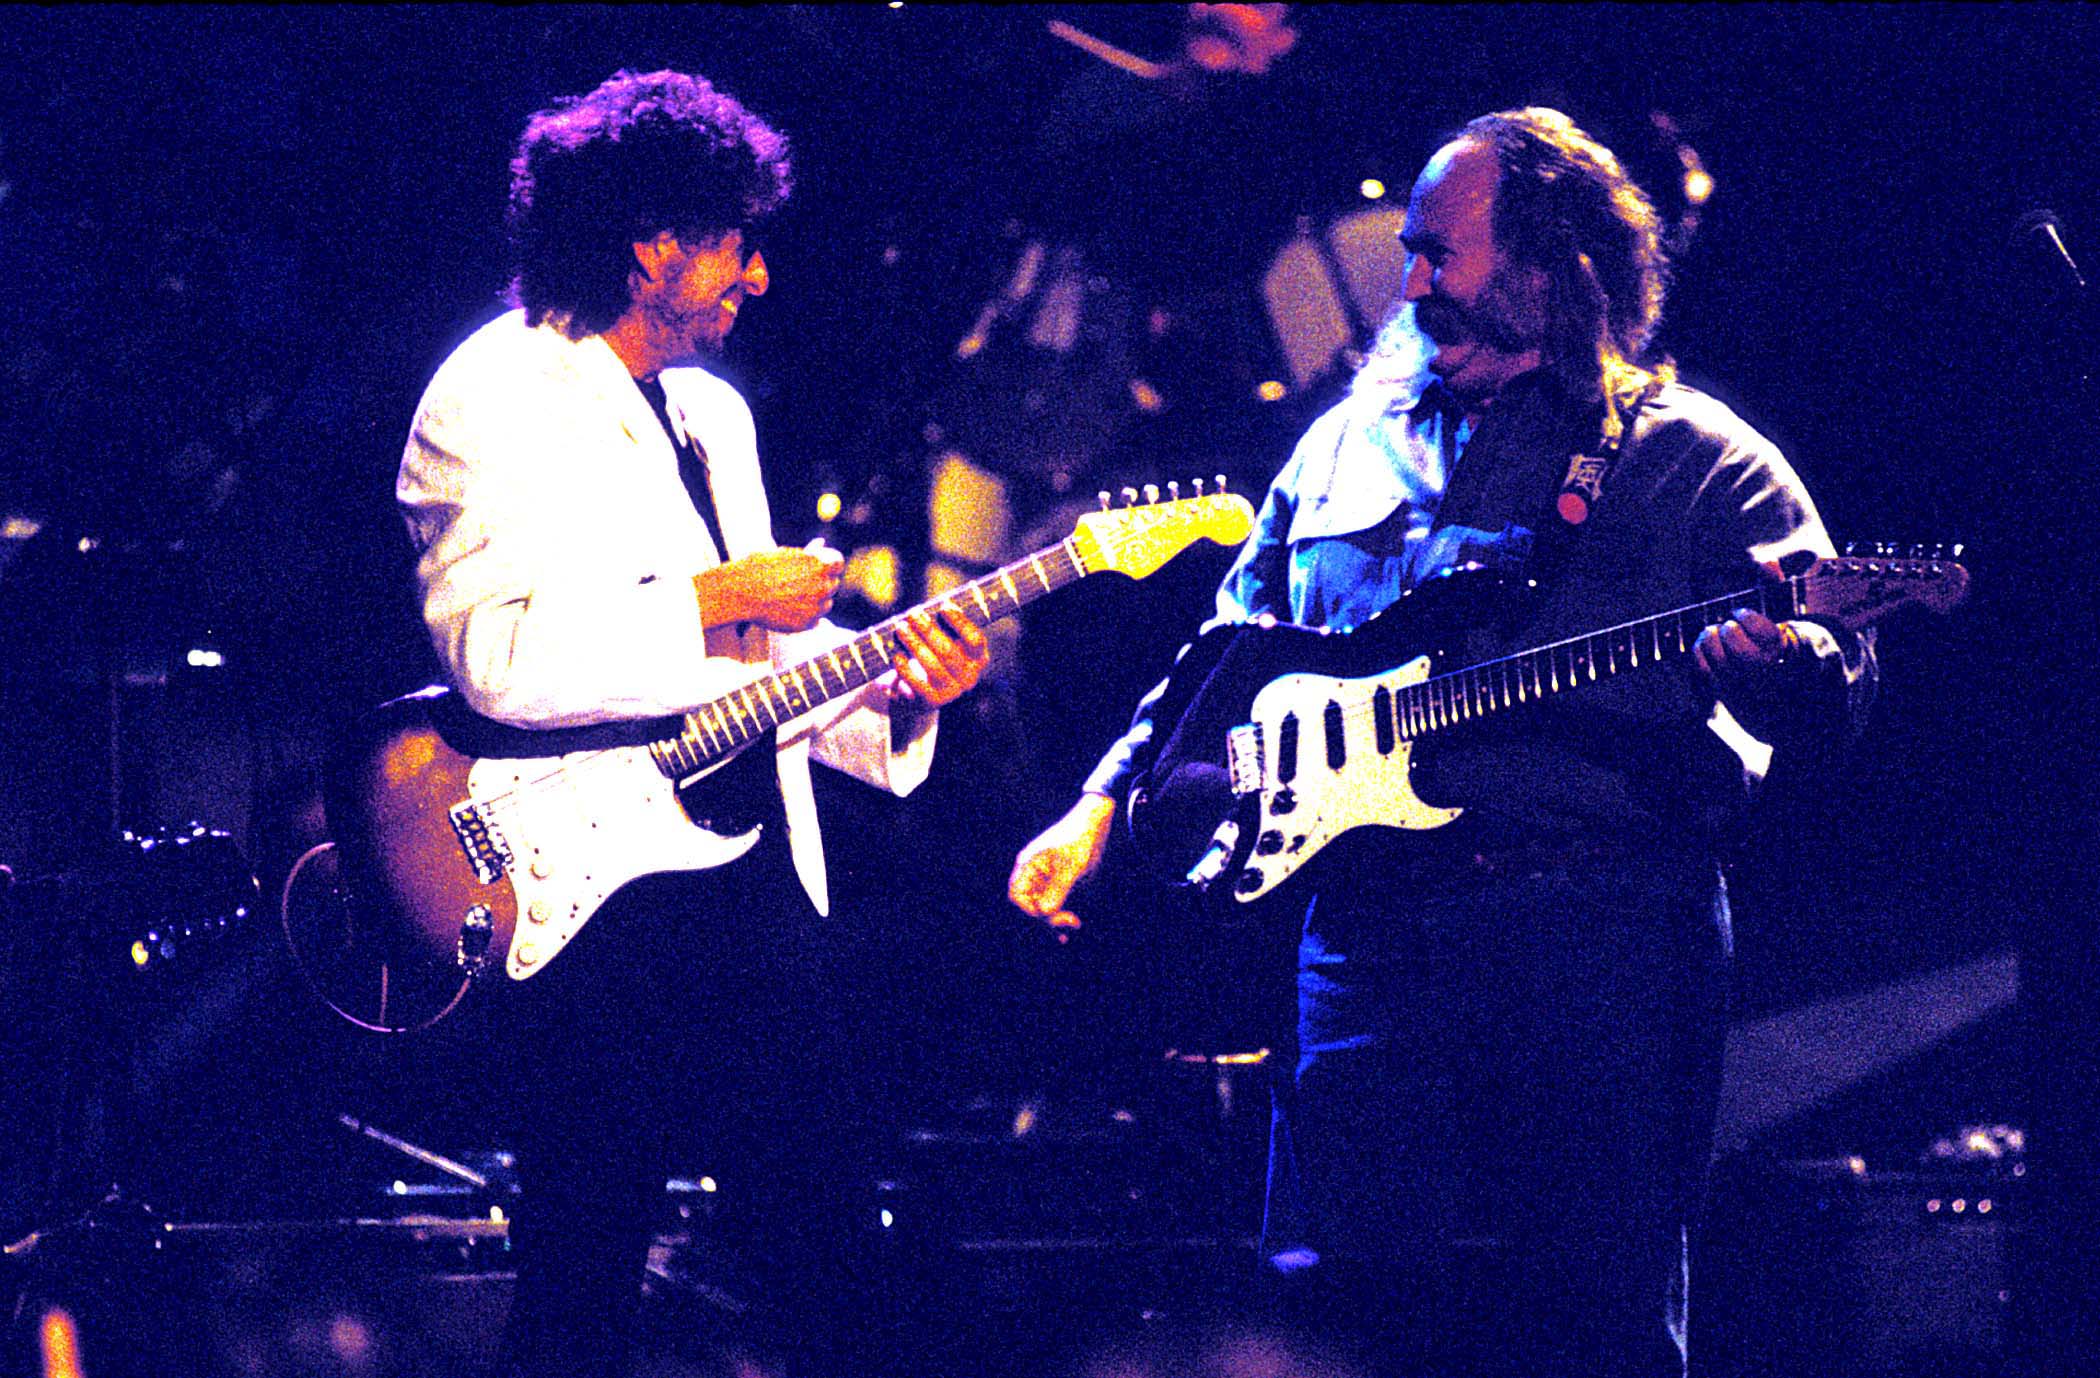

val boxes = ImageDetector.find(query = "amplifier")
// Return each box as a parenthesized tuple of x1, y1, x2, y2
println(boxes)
(1696, 1155, 2020, 1378)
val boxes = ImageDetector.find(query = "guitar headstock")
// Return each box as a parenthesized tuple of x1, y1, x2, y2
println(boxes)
(1801, 544, 1971, 629)
(1072, 480, 1257, 580)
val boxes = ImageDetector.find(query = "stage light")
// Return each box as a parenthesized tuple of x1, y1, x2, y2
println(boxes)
(77, 536, 99, 554)
(2, 515, 39, 539)
(842, 545, 900, 609)
(131, 940, 151, 969)
(38, 1305, 82, 1378)
(879, 1208, 895, 1228)
(1257, 380, 1288, 402)
(186, 648, 224, 669)
(328, 1315, 374, 1366)
(699, 1176, 718, 1193)
(1360, 178, 1386, 201)
(1683, 167, 1714, 206)
(816, 491, 843, 523)
(1129, 378, 1164, 413)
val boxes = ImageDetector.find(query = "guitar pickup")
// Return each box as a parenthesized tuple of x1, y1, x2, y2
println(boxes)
(448, 800, 514, 885)
(1225, 723, 1264, 797)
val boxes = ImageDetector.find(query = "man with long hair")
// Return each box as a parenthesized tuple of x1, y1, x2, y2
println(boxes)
(399, 69, 987, 1377)
(1010, 108, 1875, 1376)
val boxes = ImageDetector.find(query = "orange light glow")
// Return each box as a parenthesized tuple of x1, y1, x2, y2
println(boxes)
(384, 733, 438, 787)
(1257, 379, 1288, 402)
(39, 1306, 83, 1378)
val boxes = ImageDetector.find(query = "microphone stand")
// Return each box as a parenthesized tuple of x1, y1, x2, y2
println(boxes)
(2004, 211, 2098, 1378)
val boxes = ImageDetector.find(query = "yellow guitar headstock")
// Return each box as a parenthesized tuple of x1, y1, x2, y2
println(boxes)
(1072, 480, 1257, 580)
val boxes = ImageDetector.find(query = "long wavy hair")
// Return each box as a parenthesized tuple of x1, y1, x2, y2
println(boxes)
(1459, 107, 1675, 427)
(506, 69, 793, 339)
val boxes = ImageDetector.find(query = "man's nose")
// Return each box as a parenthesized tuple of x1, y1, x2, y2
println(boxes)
(743, 250, 769, 297)
(1401, 251, 1432, 302)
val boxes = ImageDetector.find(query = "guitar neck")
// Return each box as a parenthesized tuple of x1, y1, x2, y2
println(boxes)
(1397, 580, 1799, 739)
(649, 537, 1095, 779)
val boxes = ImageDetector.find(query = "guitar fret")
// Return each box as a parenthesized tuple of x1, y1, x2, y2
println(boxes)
(810, 656, 840, 699)
(643, 494, 1257, 783)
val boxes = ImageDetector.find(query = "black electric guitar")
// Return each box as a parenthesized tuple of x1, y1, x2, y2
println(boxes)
(1128, 548, 1969, 903)
(282, 489, 1254, 1032)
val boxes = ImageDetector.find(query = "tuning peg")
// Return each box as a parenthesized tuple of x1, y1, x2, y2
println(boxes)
(1215, 474, 1229, 493)
(1192, 476, 1207, 495)
(1121, 486, 1140, 507)
(1167, 480, 1182, 500)
(1143, 483, 1161, 505)
(1097, 491, 1113, 512)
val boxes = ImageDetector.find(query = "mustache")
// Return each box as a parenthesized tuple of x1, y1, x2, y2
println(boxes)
(1414, 294, 1534, 354)
(1413, 297, 1469, 344)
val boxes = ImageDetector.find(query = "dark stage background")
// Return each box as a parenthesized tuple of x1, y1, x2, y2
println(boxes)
(0, 4, 2091, 1369)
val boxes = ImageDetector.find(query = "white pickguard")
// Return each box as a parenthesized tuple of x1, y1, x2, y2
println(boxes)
(1232, 653, 1462, 903)
(465, 745, 761, 978)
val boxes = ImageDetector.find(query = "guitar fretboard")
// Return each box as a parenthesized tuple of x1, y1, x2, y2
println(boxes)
(1380, 580, 1800, 741)
(647, 540, 1093, 780)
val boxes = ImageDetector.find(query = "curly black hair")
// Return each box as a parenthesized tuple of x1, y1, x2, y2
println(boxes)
(506, 69, 793, 338)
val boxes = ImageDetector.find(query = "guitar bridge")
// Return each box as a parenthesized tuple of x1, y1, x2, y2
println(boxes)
(448, 800, 514, 884)
(1225, 723, 1264, 797)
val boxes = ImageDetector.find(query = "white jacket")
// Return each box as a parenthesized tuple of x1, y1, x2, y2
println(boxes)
(397, 309, 935, 915)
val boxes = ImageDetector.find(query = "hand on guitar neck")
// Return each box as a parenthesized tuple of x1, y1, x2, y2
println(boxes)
(1692, 560, 1853, 743)
(692, 541, 990, 711)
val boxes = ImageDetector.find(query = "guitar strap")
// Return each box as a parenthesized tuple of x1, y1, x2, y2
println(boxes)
(1525, 375, 1663, 590)
(637, 376, 732, 565)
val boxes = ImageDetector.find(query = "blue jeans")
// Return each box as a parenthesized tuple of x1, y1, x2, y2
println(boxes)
(1263, 846, 1732, 1377)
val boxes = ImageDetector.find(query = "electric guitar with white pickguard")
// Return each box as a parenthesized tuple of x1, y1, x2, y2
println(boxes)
(1128, 547, 1969, 904)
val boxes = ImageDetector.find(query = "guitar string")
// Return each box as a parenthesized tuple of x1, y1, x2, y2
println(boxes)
(1313, 580, 1792, 746)
(467, 503, 1216, 822)
(657, 502, 1214, 773)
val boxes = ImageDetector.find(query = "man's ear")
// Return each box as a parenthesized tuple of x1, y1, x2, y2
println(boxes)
(631, 231, 682, 283)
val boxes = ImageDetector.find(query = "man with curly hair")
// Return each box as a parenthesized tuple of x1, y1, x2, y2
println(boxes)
(399, 69, 987, 1378)
(1011, 109, 1876, 1376)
